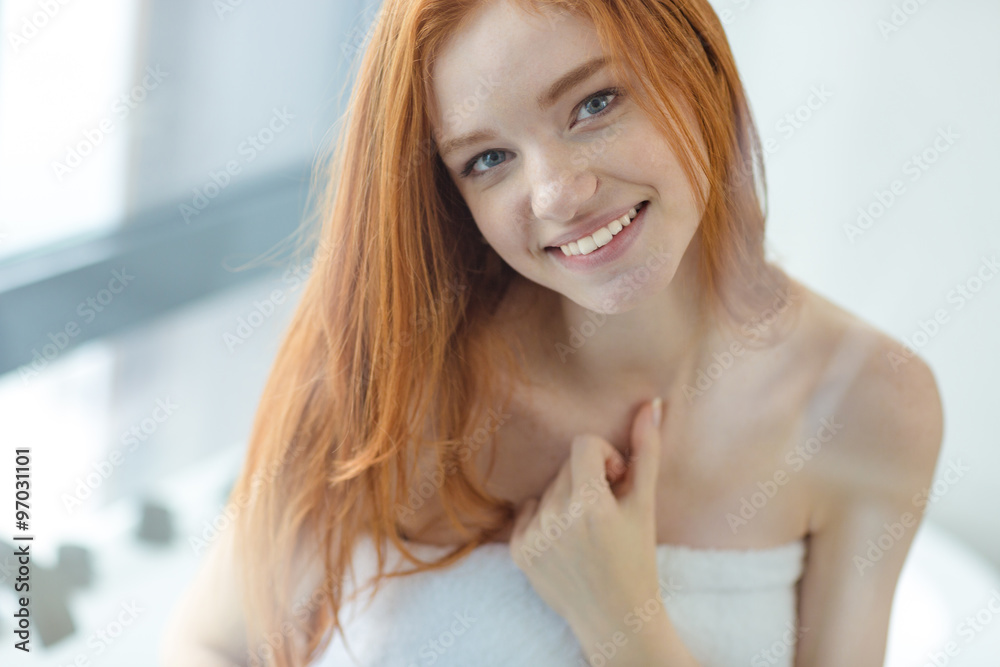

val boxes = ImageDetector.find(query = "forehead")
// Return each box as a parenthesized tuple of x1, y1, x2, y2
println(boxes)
(429, 2, 605, 142)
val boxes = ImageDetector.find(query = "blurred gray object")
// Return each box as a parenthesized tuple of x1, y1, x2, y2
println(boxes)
(56, 543, 94, 590)
(136, 499, 174, 545)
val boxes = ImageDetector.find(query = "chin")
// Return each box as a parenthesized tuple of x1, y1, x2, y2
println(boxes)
(579, 280, 667, 315)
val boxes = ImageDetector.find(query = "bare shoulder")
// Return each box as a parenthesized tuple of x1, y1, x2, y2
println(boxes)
(780, 282, 946, 663)
(790, 281, 945, 533)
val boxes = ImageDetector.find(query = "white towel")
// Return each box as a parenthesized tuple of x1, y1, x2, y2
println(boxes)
(311, 534, 807, 667)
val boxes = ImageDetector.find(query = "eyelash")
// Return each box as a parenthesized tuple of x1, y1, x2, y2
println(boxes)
(459, 87, 625, 179)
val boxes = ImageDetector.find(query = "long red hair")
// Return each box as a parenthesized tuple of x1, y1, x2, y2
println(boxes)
(229, 1, 788, 664)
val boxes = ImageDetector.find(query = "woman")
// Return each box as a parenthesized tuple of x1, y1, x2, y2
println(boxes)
(161, 0, 944, 665)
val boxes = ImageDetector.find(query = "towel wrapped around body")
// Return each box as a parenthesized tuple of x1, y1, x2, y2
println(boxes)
(310, 533, 808, 667)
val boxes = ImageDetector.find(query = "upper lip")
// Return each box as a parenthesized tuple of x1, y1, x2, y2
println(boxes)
(544, 201, 645, 249)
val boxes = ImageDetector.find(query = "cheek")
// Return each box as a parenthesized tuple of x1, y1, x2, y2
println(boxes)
(467, 190, 525, 243)
(626, 127, 705, 214)
(473, 211, 521, 250)
(570, 121, 631, 171)
(603, 118, 684, 186)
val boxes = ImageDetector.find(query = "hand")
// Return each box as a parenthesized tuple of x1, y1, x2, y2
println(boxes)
(509, 397, 665, 641)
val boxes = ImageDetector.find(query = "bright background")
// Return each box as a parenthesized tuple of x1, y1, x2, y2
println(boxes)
(0, 0, 997, 665)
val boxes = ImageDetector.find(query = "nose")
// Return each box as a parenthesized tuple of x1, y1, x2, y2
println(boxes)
(527, 142, 597, 222)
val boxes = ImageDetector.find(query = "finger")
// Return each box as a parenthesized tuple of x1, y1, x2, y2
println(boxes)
(569, 434, 625, 502)
(606, 450, 629, 488)
(624, 397, 663, 512)
(537, 454, 573, 526)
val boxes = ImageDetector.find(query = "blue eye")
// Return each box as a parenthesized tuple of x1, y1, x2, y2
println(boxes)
(463, 149, 506, 177)
(459, 87, 624, 179)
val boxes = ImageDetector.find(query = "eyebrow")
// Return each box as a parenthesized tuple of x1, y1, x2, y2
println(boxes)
(436, 55, 609, 160)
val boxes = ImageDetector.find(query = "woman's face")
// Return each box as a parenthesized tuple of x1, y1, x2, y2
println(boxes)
(429, 1, 708, 314)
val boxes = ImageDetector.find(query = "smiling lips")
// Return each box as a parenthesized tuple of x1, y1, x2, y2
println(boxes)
(561, 206, 635, 256)
(553, 202, 645, 256)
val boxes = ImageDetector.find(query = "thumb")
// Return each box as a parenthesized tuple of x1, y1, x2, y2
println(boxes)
(623, 397, 663, 511)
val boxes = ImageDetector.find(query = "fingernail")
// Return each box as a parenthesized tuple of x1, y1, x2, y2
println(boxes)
(652, 397, 663, 428)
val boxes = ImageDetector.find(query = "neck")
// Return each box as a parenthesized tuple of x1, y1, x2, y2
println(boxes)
(518, 238, 719, 399)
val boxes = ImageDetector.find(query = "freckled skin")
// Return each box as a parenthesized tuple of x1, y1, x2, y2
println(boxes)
(430, 1, 707, 318)
(403, 1, 890, 556)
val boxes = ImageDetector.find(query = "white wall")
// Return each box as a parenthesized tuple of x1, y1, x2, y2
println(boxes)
(710, 0, 1000, 565)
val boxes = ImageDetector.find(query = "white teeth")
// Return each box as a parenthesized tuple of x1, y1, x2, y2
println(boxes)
(559, 204, 643, 256)
(592, 227, 613, 247)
